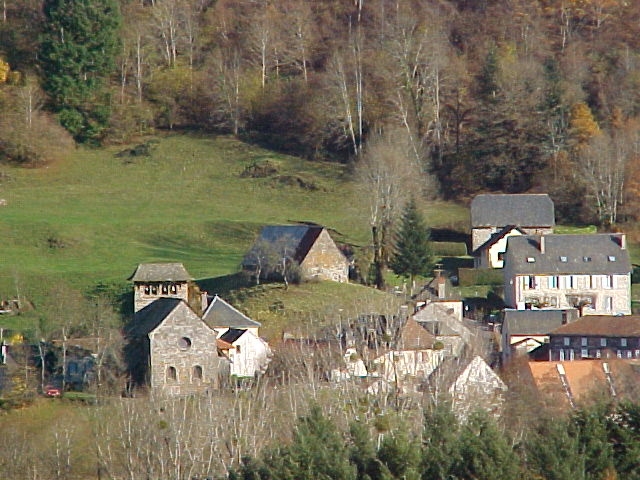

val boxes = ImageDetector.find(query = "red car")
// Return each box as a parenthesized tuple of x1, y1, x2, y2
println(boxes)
(44, 385, 61, 397)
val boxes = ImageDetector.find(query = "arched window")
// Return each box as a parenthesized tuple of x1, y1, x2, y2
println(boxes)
(193, 365, 203, 381)
(161, 284, 169, 294)
(170, 284, 177, 294)
(167, 366, 177, 381)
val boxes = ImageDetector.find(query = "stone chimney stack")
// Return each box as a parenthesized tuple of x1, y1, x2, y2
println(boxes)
(434, 267, 446, 299)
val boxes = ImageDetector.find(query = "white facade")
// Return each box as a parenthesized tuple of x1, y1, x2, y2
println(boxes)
(224, 331, 271, 378)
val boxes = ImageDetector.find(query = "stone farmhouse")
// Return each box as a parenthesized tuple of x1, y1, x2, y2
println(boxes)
(503, 234, 631, 315)
(470, 193, 555, 253)
(242, 224, 349, 283)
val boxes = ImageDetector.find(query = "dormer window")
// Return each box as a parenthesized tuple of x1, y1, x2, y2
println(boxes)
(583, 256, 592, 262)
(559, 256, 567, 262)
(526, 257, 536, 263)
(608, 255, 616, 262)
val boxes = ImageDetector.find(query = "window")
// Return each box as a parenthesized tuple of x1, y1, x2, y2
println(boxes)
(581, 349, 589, 358)
(583, 256, 592, 262)
(605, 297, 613, 312)
(178, 337, 192, 349)
(603, 275, 613, 289)
(498, 252, 504, 262)
(167, 366, 177, 381)
(549, 276, 559, 289)
(563, 337, 570, 346)
(236, 345, 241, 353)
(581, 337, 587, 347)
(608, 255, 617, 262)
(151, 285, 158, 295)
(559, 256, 568, 262)
(601, 338, 607, 347)
(161, 284, 168, 294)
(636, 350, 640, 358)
(526, 256, 536, 263)
(193, 365, 203, 380)
(617, 351, 622, 359)
(627, 351, 633, 359)
(144, 285, 150, 295)
(596, 350, 602, 358)
(621, 338, 628, 347)
(569, 275, 577, 289)
(170, 284, 177, 294)
(529, 276, 537, 289)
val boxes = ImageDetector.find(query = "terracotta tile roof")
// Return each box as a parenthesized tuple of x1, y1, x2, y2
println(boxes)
(550, 315, 640, 337)
(528, 359, 640, 407)
(217, 338, 234, 350)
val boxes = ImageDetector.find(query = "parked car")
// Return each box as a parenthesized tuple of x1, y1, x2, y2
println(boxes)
(44, 384, 61, 397)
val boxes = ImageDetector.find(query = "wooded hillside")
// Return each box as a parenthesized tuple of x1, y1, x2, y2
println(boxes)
(2, 0, 640, 225)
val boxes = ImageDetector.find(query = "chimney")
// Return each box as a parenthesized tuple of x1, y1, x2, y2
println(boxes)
(618, 233, 627, 250)
(540, 235, 545, 254)
(434, 266, 446, 299)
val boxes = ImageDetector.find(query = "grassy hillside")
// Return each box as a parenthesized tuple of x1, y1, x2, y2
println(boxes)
(0, 134, 469, 308)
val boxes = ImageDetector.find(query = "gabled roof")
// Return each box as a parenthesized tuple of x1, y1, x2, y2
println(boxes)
(503, 309, 579, 336)
(219, 328, 248, 344)
(129, 263, 192, 282)
(550, 315, 640, 337)
(247, 225, 325, 263)
(528, 360, 640, 407)
(398, 317, 436, 350)
(202, 295, 261, 329)
(128, 297, 183, 336)
(471, 194, 555, 228)
(504, 234, 631, 275)
(449, 356, 507, 395)
(473, 225, 525, 255)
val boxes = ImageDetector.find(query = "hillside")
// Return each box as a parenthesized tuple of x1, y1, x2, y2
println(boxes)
(0, 134, 468, 308)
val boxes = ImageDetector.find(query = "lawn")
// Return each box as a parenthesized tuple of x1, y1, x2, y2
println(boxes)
(0, 133, 469, 310)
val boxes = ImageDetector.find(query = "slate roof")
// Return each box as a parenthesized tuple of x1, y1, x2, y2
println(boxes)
(550, 315, 640, 337)
(128, 297, 183, 336)
(219, 328, 248, 344)
(129, 263, 192, 282)
(503, 309, 579, 336)
(472, 225, 525, 255)
(399, 317, 436, 350)
(246, 225, 325, 263)
(504, 234, 631, 274)
(471, 194, 555, 228)
(202, 295, 261, 329)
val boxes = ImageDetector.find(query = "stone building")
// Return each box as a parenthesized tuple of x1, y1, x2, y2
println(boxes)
(243, 225, 349, 282)
(126, 298, 228, 396)
(503, 234, 631, 315)
(129, 263, 192, 313)
(470, 194, 555, 253)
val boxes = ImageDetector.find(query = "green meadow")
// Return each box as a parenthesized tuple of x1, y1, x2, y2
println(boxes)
(0, 134, 469, 308)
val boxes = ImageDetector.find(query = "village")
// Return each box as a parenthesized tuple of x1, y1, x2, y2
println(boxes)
(2, 193, 637, 416)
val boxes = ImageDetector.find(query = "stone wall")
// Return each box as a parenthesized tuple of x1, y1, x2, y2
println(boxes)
(301, 229, 349, 282)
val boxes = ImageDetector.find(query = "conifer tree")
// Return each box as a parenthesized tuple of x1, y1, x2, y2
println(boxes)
(39, 0, 121, 143)
(389, 198, 433, 286)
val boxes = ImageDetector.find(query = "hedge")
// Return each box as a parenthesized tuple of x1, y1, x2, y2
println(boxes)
(458, 268, 504, 286)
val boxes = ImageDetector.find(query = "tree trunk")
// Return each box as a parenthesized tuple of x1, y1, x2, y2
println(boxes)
(372, 225, 385, 289)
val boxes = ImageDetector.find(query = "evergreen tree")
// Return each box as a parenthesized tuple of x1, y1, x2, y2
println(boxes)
(389, 198, 432, 285)
(39, 0, 121, 143)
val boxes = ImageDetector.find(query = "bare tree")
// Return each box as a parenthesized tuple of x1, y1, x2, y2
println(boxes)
(357, 129, 429, 289)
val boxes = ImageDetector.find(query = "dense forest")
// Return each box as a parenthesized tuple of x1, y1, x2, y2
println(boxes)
(1, 0, 640, 226)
